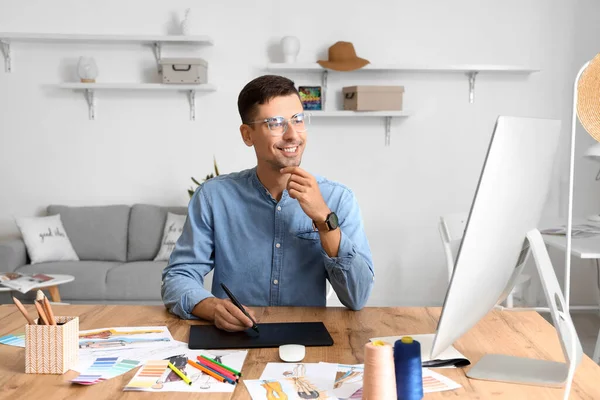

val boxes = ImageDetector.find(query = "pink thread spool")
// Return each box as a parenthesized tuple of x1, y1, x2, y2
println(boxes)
(362, 340, 397, 399)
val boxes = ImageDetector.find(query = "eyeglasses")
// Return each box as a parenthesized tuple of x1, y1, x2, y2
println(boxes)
(246, 112, 311, 136)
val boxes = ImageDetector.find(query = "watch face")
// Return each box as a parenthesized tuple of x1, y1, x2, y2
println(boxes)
(327, 212, 339, 229)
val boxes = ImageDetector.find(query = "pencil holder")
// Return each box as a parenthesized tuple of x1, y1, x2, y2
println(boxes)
(25, 316, 79, 374)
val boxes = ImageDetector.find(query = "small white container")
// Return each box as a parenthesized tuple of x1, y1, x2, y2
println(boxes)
(159, 58, 208, 84)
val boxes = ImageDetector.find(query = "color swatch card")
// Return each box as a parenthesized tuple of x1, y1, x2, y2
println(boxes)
(0, 333, 25, 348)
(123, 350, 248, 393)
(245, 362, 338, 400)
(422, 368, 462, 393)
(71, 357, 140, 385)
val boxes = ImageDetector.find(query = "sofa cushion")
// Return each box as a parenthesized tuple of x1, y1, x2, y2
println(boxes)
(105, 261, 167, 301)
(127, 204, 187, 261)
(47, 205, 130, 262)
(15, 261, 121, 301)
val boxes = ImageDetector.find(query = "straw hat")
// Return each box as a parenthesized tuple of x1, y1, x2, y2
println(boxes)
(577, 53, 600, 141)
(317, 41, 369, 71)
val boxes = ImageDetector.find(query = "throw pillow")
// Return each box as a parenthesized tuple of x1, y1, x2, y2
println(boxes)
(154, 212, 187, 261)
(14, 214, 79, 264)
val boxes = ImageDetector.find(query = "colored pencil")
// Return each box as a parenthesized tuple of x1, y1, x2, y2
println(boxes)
(199, 354, 242, 377)
(11, 296, 35, 325)
(187, 360, 236, 385)
(42, 296, 56, 325)
(195, 357, 238, 382)
(167, 362, 192, 385)
(34, 300, 49, 325)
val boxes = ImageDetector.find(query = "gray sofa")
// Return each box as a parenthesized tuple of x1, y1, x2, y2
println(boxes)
(0, 204, 189, 304)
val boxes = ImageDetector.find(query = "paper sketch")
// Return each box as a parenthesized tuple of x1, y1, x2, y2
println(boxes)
(369, 334, 469, 367)
(320, 363, 364, 399)
(244, 379, 297, 400)
(79, 328, 164, 340)
(258, 362, 338, 399)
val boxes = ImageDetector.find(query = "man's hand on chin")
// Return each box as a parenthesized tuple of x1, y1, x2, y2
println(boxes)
(192, 297, 257, 332)
(280, 166, 330, 222)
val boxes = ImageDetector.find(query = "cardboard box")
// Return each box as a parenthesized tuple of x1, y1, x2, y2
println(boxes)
(159, 58, 208, 84)
(25, 316, 79, 374)
(342, 85, 404, 111)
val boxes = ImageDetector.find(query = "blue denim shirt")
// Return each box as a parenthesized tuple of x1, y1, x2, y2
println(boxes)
(161, 167, 374, 319)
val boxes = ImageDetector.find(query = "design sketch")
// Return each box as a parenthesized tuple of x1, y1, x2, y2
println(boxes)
(283, 364, 326, 399)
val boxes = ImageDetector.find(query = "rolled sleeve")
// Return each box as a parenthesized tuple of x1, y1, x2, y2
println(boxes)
(161, 186, 215, 319)
(322, 189, 374, 310)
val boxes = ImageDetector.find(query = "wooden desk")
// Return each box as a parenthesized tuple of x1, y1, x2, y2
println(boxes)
(1, 305, 599, 399)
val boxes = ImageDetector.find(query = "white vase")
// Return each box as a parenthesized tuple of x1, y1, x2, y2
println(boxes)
(281, 36, 300, 63)
(181, 8, 191, 35)
(77, 56, 98, 83)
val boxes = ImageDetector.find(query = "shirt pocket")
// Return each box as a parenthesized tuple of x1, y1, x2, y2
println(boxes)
(295, 228, 320, 241)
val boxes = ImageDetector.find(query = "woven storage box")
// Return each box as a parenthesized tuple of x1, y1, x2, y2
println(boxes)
(25, 316, 79, 374)
(159, 58, 208, 84)
(342, 85, 404, 111)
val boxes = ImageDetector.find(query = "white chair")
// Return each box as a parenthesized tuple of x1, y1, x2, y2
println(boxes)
(438, 212, 531, 308)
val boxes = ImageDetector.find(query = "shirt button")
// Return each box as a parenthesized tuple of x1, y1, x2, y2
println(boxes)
(277, 206, 281, 211)
(273, 279, 279, 285)
(275, 243, 281, 248)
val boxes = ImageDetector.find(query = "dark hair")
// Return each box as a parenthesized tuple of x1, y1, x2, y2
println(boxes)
(237, 75, 300, 123)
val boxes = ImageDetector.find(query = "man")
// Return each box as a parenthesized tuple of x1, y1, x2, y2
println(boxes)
(161, 75, 374, 331)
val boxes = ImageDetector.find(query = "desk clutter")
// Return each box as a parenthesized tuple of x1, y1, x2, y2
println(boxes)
(2, 297, 463, 398)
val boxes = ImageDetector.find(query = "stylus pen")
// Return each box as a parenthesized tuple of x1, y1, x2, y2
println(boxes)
(220, 283, 259, 334)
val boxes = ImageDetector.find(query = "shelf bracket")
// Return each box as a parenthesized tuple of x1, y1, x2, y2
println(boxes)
(467, 71, 478, 103)
(153, 42, 163, 74)
(85, 89, 95, 120)
(321, 70, 328, 110)
(1, 40, 11, 73)
(189, 90, 196, 121)
(385, 116, 392, 146)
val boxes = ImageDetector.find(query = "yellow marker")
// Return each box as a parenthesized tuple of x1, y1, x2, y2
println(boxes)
(168, 362, 192, 385)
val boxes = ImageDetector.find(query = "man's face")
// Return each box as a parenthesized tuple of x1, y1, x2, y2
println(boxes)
(241, 94, 307, 171)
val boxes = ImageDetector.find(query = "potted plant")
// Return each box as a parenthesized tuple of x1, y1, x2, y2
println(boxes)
(188, 157, 220, 198)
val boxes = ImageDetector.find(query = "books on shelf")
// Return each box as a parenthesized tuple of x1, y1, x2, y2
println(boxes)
(0, 272, 54, 293)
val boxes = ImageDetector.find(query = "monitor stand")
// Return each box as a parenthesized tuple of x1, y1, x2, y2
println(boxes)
(466, 229, 583, 399)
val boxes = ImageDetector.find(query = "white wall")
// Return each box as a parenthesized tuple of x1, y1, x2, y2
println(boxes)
(0, 0, 590, 306)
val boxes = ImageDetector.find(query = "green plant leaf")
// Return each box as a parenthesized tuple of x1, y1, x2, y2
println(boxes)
(191, 176, 202, 186)
(213, 156, 220, 176)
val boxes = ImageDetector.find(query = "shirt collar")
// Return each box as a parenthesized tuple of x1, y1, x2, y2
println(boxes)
(251, 166, 290, 204)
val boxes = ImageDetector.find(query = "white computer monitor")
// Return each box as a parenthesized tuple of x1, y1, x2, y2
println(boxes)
(431, 116, 583, 390)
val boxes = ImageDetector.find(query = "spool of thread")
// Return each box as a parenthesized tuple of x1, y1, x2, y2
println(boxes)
(394, 336, 423, 400)
(362, 340, 397, 400)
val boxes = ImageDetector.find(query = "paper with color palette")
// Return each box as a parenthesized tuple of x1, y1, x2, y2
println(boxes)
(422, 368, 462, 393)
(0, 333, 25, 348)
(71, 357, 140, 385)
(123, 349, 248, 393)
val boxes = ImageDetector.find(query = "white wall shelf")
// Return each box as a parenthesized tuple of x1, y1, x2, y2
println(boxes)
(52, 82, 217, 121)
(0, 32, 214, 73)
(310, 110, 411, 145)
(265, 62, 539, 104)
(266, 62, 539, 145)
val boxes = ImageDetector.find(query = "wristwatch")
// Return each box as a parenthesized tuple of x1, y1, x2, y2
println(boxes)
(313, 212, 339, 231)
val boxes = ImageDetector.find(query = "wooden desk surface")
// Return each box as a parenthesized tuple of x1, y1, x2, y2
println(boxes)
(1, 305, 599, 399)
